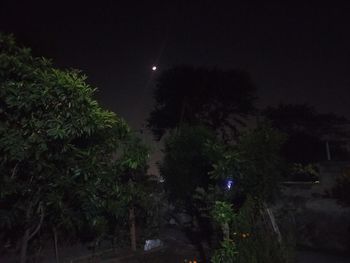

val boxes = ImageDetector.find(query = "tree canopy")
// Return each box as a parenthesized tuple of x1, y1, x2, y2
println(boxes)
(160, 125, 216, 204)
(147, 66, 257, 140)
(0, 33, 152, 262)
(263, 103, 349, 139)
(263, 103, 349, 163)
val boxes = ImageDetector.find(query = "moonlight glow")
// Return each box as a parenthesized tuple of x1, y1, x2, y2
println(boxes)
(152, 66, 157, 71)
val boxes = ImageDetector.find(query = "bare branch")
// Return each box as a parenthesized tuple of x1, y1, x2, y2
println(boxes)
(28, 203, 44, 241)
(11, 162, 20, 179)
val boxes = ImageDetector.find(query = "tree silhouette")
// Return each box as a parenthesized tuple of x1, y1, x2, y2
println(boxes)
(263, 103, 349, 163)
(147, 66, 257, 140)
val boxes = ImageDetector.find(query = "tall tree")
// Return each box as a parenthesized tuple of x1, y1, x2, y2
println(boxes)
(263, 103, 349, 163)
(117, 135, 150, 251)
(0, 34, 129, 262)
(147, 66, 257, 140)
(160, 125, 216, 204)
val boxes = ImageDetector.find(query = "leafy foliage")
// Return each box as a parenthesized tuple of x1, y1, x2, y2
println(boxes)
(236, 124, 286, 202)
(209, 123, 286, 202)
(209, 196, 294, 263)
(211, 201, 235, 226)
(287, 163, 319, 182)
(160, 125, 216, 204)
(211, 239, 238, 263)
(0, 33, 153, 260)
(264, 104, 348, 137)
(191, 124, 291, 262)
(263, 103, 349, 163)
(332, 168, 350, 206)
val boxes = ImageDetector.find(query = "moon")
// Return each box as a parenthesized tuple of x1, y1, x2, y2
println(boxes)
(152, 66, 157, 71)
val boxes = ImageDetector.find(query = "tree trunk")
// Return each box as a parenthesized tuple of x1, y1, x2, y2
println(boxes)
(129, 206, 137, 251)
(53, 227, 60, 263)
(20, 228, 30, 263)
(20, 203, 44, 263)
(222, 222, 230, 241)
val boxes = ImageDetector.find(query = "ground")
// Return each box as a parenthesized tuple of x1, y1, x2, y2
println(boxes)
(76, 227, 350, 263)
(1, 226, 349, 262)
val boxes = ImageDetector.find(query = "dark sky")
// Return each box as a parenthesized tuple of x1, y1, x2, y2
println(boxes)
(1, 1, 350, 171)
(1, 1, 350, 126)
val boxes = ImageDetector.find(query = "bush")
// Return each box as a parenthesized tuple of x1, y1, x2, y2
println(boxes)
(287, 163, 319, 182)
(160, 125, 216, 205)
(210, 197, 295, 263)
(332, 168, 350, 206)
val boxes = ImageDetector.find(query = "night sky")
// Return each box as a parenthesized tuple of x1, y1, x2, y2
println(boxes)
(1, 1, 350, 172)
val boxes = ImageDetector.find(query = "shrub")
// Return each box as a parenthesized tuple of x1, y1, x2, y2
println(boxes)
(332, 168, 350, 206)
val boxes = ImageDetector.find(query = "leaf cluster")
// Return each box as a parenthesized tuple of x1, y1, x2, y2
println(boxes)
(0, 34, 151, 252)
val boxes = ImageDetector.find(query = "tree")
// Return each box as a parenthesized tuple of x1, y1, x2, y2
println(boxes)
(0, 34, 129, 262)
(263, 103, 349, 163)
(160, 125, 218, 262)
(147, 66, 257, 140)
(208, 123, 286, 203)
(200, 124, 290, 263)
(160, 125, 216, 205)
(236, 124, 286, 202)
(116, 135, 150, 251)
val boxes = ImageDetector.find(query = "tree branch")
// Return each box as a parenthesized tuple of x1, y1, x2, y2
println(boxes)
(11, 161, 20, 179)
(28, 203, 44, 241)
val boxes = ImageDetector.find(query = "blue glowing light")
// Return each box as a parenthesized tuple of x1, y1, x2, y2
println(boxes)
(226, 179, 234, 189)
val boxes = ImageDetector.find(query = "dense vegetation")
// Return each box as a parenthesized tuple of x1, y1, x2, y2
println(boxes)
(0, 34, 156, 263)
(1, 33, 348, 263)
(161, 124, 293, 262)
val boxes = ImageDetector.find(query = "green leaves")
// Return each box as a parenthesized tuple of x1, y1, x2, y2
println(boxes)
(211, 239, 239, 263)
(206, 123, 285, 202)
(212, 201, 235, 225)
(0, 33, 136, 249)
(236, 124, 285, 202)
(118, 135, 150, 172)
(160, 125, 216, 203)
